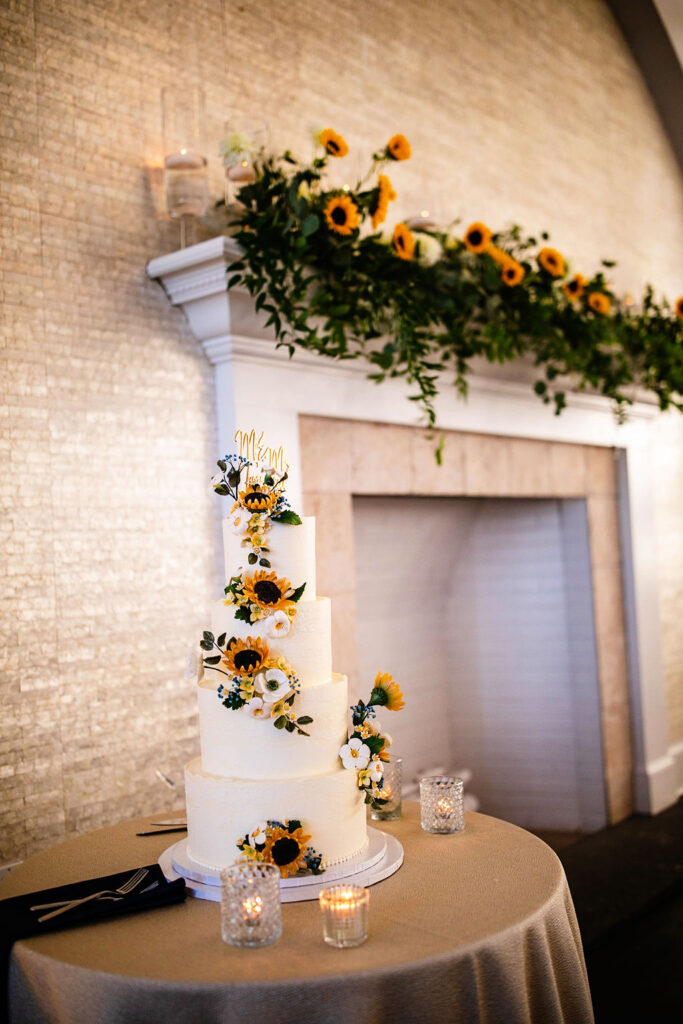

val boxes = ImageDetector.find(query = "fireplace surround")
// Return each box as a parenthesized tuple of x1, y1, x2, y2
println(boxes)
(148, 235, 681, 823)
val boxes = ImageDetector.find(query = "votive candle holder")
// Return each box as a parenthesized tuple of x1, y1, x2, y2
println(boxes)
(370, 756, 403, 821)
(420, 776, 465, 834)
(220, 862, 281, 947)
(319, 885, 369, 948)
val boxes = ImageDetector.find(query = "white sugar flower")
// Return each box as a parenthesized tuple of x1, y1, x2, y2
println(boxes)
(211, 473, 224, 488)
(339, 737, 371, 771)
(254, 668, 292, 703)
(184, 649, 203, 681)
(265, 610, 291, 639)
(245, 696, 270, 719)
(368, 755, 384, 782)
(249, 822, 268, 846)
(416, 232, 443, 267)
(230, 508, 250, 534)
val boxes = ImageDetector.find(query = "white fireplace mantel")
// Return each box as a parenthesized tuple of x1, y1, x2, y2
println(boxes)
(147, 236, 681, 816)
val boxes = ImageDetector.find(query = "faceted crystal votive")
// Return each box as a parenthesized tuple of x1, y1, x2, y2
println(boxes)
(220, 862, 281, 947)
(370, 757, 403, 821)
(420, 776, 465, 834)
(319, 885, 369, 948)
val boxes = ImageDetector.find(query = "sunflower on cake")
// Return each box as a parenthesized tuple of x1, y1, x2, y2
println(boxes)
(184, 442, 404, 879)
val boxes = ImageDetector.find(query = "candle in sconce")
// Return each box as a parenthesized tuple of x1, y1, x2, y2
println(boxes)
(164, 149, 209, 219)
(319, 885, 369, 948)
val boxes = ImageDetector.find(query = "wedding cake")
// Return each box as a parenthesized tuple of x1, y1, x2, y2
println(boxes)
(185, 447, 403, 878)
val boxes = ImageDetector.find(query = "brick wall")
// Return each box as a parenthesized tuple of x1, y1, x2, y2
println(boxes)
(1, 0, 682, 862)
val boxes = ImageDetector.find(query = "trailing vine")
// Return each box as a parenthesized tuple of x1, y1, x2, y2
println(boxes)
(223, 129, 683, 436)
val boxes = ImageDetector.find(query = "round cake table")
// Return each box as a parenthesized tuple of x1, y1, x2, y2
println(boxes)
(1, 804, 594, 1024)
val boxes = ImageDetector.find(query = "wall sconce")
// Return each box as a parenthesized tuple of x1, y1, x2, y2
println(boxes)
(162, 85, 209, 247)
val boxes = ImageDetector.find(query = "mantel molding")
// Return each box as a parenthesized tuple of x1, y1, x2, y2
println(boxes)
(146, 236, 678, 816)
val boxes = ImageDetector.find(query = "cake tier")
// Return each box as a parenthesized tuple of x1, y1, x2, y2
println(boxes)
(185, 757, 367, 870)
(198, 673, 348, 779)
(211, 595, 332, 689)
(223, 515, 317, 600)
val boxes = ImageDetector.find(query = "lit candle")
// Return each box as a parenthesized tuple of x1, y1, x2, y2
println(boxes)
(164, 150, 209, 219)
(319, 885, 369, 948)
(226, 158, 257, 183)
(242, 895, 264, 925)
(436, 797, 453, 819)
(405, 210, 438, 230)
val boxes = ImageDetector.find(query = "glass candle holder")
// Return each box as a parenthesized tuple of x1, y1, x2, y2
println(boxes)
(420, 776, 465, 834)
(220, 862, 281, 948)
(319, 885, 369, 948)
(370, 756, 403, 821)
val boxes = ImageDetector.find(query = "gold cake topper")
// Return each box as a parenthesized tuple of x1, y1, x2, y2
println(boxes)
(234, 428, 289, 476)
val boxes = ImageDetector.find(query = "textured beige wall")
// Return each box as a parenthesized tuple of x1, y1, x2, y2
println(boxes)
(1, 0, 682, 862)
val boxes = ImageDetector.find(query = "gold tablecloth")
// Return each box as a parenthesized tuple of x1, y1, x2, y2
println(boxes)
(1, 804, 593, 1023)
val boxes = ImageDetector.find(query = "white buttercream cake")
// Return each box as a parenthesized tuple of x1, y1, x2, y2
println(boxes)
(185, 483, 368, 872)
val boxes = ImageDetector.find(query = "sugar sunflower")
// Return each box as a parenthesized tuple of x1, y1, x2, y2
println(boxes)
(221, 636, 269, 675)
(320, 128, 349, 158)
(538, 247, 566, 278)
(563, 273, 586, 301)
(371, 173, 397, 229)
(238, 483, 277, 512)
(369, 671, 405, 711)
(386, 134, 411, 161)
(501, 259, 525, 287)
(392, 222, 415, 261)
(464, 222, 492, 254)
(675, 297, 683, 320)
(243, 570, 294, 613)
(588, 292, 611, 315)
(324, 194, 360, 236)
(263, 824, 311, 878)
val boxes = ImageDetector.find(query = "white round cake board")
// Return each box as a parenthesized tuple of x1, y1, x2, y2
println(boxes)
(158, 826, 404, 903)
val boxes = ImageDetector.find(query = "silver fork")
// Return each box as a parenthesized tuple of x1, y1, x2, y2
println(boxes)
(33, 867, 149, 922)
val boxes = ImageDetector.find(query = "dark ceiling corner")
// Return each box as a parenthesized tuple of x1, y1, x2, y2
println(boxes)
(606, 0, 683, 174)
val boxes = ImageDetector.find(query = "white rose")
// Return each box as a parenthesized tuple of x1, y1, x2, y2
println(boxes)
(254, 668, 292, 703)
(230, 509, 250, 534)
(339, 737, 371, 771)
(416, 232, 443, 267)
(265, 610, 291, 639)
(245, 696, 270, 719)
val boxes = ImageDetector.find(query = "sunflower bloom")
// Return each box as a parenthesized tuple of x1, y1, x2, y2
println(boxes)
(392, 222, 415, 261)
(320, 129, 348, 158)
(263, 825, 311, 878)
(324, 194, 360, 236)
(238, 483, 277, 512)
(538, 247, 566, 278)
(370, 671, 405, 711)
(501, 259, 525, 287)
(464, 222, 492, 254)
(487, 245, 509, 266)
(675, 297, 683, 320)
(222, 636, 270, 676)
(243, 570, 294, 613)
(588, 292, 611, 315)
(386, 134, 411, 160)
(563, 274, 586, 301)
(371, 173, 397, 229)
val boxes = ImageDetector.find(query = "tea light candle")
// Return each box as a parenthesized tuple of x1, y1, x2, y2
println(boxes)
(164, 149, 209, 219)
(420, 776, 465, 834)
(319, 885, 369, 948)
(226, 158, 257, 183)
(242, 895, 263, 924)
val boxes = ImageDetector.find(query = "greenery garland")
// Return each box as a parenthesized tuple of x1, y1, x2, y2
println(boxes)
(225, 128, 683, 438)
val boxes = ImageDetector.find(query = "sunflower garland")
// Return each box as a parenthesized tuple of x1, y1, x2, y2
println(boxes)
(237, 819, 324, 877)
(339, 672, 405, 808)
(225, 133, 683, 430)
(199, 631, 314, 736)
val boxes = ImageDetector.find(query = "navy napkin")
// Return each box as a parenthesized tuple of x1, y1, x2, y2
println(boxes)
(0, 864, 186, 1023)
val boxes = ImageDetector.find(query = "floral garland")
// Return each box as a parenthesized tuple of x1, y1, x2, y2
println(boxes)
(237, 819, 324, 877)
(339, 672, 405, 809)
(199, 632, 313, 735)
(224, 128, 683, 438)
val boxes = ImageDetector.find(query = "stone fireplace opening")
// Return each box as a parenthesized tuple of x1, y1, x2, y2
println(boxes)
(354, 495, 607, 832)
